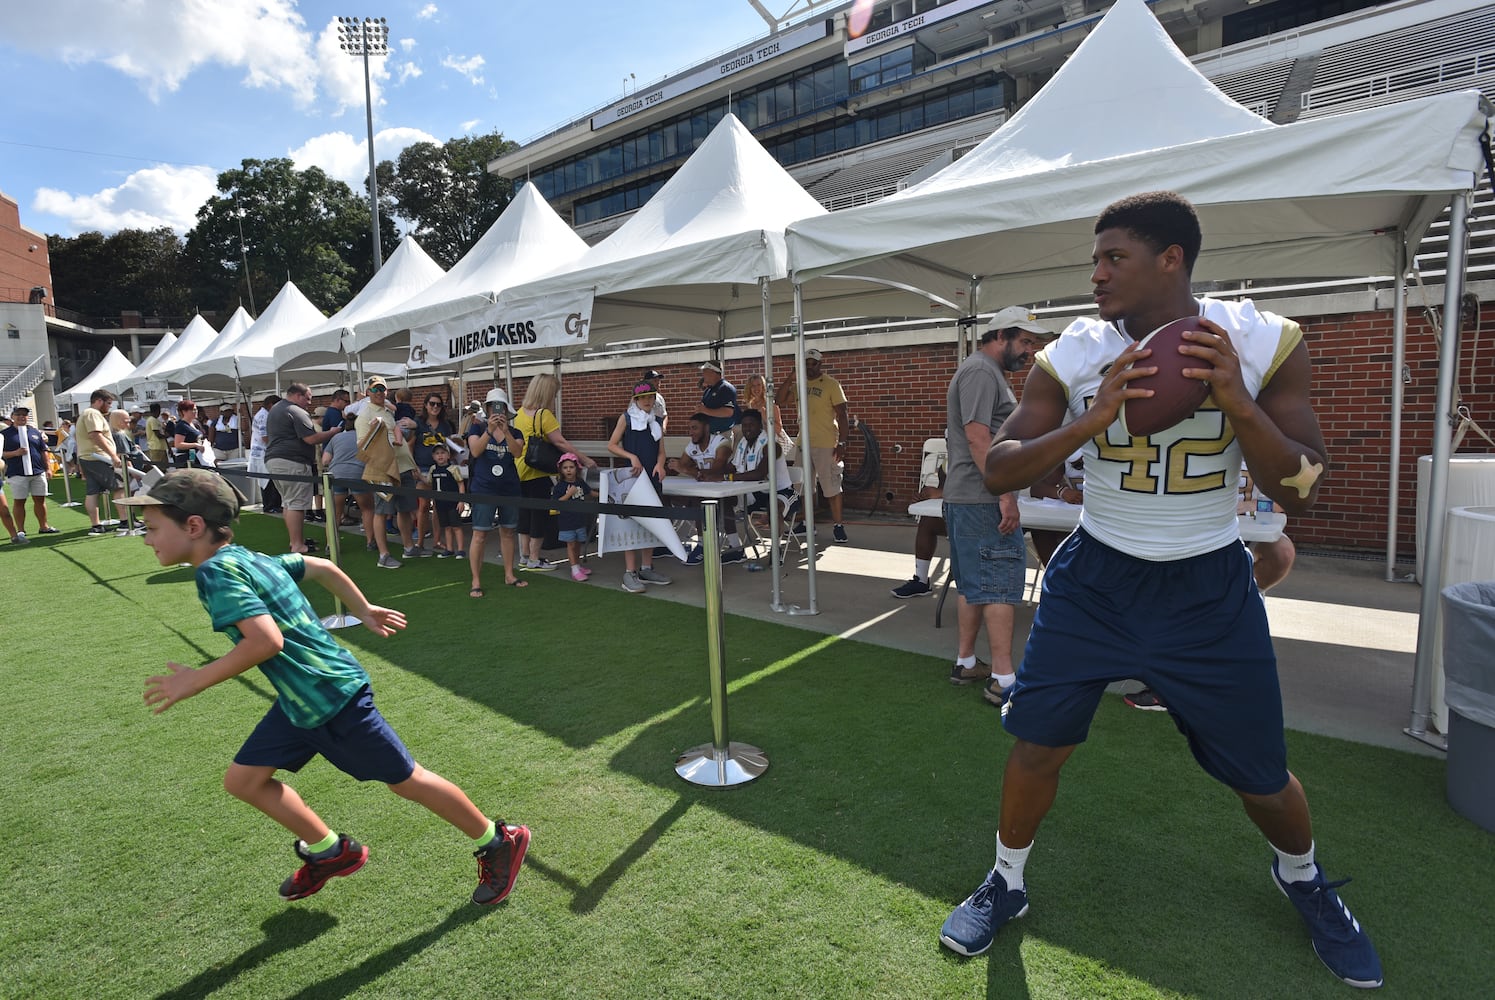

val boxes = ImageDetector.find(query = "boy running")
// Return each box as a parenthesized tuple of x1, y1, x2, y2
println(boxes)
(124, 468, 528, 905)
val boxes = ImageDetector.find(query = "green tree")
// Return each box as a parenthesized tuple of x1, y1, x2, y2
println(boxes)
(183, 158, 399, 317)
(48, 227, 193, 325)
(387, 132, 518, 268)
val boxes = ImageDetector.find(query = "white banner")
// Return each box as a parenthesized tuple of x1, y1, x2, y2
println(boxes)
(845, 0, 989, 55)
(407, 289, 595, 368)
(598, 468, 688, 561)
(591, 19, 831, 130)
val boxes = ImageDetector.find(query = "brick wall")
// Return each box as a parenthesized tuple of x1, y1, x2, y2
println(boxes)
(323, 298, 1495, 556)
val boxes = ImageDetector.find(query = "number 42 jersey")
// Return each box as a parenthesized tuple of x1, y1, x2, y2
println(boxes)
(1031, 297, 1301, 561)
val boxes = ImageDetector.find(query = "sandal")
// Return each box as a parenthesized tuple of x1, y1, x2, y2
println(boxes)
(506, 578, 529, 588)
(469, 587, 485, 599)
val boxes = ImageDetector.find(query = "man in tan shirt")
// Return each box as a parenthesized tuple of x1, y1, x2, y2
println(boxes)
(76, 389, 123, 535)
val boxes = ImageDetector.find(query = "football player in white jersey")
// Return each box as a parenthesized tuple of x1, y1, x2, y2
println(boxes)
(938, 192, 1381, 989)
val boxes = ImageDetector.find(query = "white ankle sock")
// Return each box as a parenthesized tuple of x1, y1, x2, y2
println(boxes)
(995, 836, 1031, 891)
(914, 558, 931, 581)
(1273, 841, 1317, 884)
(993, 672, 1016, 689)
(956, 654, 977, 668)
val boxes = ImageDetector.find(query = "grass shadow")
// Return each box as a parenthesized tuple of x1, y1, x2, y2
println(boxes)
(280, 904, 489, 1000)
(524, 798, 693, 915)
(153, 909, 338, 1000)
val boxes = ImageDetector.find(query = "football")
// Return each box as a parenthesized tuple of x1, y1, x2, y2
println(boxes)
(1118, 315, 1214, 438)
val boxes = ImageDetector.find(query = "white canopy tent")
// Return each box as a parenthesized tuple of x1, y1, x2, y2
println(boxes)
(494, 113, 954, 605)
(57, 346, 136, 406)
(104, 330, 175, 400)
(495, 114, 960, 358)
(352, 184, 589, 370)
(785, 0, 1492, 745)
(176, 282, 327, 394)
(146, 308, 254, 391)
(273, 235, 445, 375)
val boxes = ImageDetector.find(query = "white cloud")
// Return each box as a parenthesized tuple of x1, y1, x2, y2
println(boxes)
(398, 37, 417, 52)
(461, 119, 481, 132)
(441, 53, 485, 85)
(32, 164, 219, 235)
(416, 4, 439, 20)
(11, 1, 320, 105)
(288, 127, 440, 190)
(397, 62, 424, 85)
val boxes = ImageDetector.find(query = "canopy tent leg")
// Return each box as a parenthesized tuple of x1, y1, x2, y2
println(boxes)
(788, 282, 818, 616)
(760, 277, 785, 608)
(1387, 239, 1408, 582)
(1407, 191, 1471, 747)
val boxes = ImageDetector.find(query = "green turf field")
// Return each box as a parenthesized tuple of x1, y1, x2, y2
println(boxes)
(1, 496, 1489, 998)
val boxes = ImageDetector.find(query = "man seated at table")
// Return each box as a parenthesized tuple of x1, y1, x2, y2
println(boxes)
(667, 412, 731, 565)
(721, 408, 796, 566)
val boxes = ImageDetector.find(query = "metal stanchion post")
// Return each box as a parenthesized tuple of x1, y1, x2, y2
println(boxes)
(57, 452, 81, 507)
(319, 471, 360, 630)
(675, 500, 768, 787)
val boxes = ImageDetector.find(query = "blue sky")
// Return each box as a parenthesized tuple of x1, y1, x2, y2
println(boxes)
(0, 0, 778, 238)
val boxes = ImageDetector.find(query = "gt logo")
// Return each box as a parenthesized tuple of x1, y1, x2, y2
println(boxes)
(409, 344, 429, 365)
(564, 312, 590, 338)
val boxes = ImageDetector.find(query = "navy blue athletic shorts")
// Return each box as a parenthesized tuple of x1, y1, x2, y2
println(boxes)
(234, 684, 416, 784)
(1004, 527, 1288, 795)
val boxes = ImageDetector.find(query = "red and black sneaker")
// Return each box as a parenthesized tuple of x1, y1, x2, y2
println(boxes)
(472, 823, 530, 906)
(1123, 687, 1169, 712)
(279, 835, 369, 900)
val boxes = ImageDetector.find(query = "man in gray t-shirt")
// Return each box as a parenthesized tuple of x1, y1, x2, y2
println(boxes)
(942, 306, 1050, 705)
(265, 381, 338, 555)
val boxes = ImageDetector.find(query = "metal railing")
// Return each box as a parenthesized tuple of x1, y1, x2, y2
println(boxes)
(1301, 46, 1495, 115)
(0, 355, 48, 416)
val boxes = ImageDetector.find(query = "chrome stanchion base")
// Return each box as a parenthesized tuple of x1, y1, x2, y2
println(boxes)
(60, 502, 83, 508)
(321, 613, 362, 630)
(1403, 727, 1449, 752)
(675, 742, 768, 787)
(787, 606, 819, 616)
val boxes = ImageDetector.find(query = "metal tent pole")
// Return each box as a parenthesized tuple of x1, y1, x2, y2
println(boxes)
(1387, 239, 1408, 582)
(788, 282, 817, 615)
(760, 277, 786, 606)
(1407, 191, 1471, 747)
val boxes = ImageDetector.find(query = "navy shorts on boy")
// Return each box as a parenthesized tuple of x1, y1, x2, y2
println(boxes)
(197, 545, 414, 782)
(1004, 527, 1288, 796)
(235, 684, 415, 783)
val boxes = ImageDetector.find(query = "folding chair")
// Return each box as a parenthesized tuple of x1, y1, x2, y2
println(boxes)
(744, 466, 803, 571)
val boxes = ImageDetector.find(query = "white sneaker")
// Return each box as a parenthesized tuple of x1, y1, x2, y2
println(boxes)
(621, 571, 645, 593)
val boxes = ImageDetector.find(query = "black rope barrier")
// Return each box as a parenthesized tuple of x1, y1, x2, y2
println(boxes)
(213, 466, 707, 523)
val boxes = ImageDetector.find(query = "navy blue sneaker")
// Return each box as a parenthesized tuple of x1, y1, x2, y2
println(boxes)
(1273, 862, 1383, 989)
(939, 866, 1028, 957)
(683, 544, 704, 566)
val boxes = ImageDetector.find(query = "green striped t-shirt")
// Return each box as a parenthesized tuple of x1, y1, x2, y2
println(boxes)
(196, 546, 368, 728)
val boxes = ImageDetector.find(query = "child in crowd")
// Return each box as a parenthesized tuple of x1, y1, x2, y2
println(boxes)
(550, 453, 592, 581)
(424, 442, 466, 557)
(124, 468, 529, 906)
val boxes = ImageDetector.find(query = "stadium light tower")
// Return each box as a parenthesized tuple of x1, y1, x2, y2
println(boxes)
(338, 15, 389, 273)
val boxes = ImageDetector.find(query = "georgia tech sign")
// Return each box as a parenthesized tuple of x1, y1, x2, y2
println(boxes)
(408, 292, 595, 368)
(591, 19, 830, 130)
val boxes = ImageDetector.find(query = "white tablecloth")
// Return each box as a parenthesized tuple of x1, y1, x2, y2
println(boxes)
(661, 476, 765, 500)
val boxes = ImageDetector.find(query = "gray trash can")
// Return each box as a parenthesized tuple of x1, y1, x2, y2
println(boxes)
(1441, 580, 1495, 833)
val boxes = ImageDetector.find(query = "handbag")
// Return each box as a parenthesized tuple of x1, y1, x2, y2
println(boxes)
(523, 408, 563, 473)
